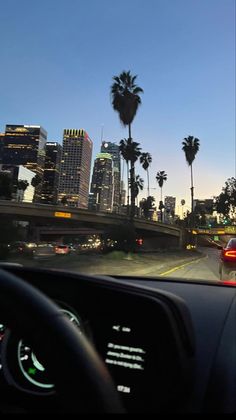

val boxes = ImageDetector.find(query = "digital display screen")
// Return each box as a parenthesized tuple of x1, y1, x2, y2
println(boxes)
(92, 316, 160, 412)
(105, 323, 146, 395)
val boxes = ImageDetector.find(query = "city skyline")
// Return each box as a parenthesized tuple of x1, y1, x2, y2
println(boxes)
(1, 0, 235, 209)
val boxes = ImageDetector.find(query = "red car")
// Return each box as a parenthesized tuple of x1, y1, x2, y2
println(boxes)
(219, 238, 236, 280)
(54, 245, 70, 255)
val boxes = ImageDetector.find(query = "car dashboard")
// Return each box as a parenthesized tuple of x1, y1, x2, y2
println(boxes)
(0, 266, 236, 413)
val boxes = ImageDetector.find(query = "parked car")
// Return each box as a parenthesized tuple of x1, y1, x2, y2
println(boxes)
(219, 238, 236, 280)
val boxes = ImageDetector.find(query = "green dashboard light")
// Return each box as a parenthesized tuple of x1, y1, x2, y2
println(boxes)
(28, 367, 36, 376)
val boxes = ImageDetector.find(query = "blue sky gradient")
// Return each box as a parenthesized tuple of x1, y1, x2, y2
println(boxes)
(0, 0, 235, 210)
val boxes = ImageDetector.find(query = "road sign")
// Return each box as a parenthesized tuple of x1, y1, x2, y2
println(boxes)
(54, 212, 72, 219)
(225, 226, 236, 234)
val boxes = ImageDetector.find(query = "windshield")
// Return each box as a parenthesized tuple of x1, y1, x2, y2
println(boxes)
(0, 0, 235, 283)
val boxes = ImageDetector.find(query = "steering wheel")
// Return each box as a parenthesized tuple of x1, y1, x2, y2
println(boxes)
(0, 269, 125, 413)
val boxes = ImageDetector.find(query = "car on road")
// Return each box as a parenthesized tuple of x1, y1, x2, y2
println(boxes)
(219, 238, 236, 280)
(33, 243, 55, 259)
(54, 244, 70, 255)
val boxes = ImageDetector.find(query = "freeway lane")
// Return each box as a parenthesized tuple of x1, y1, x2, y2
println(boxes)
(10, 247, 221, 282)
(161, 247, 221, 281)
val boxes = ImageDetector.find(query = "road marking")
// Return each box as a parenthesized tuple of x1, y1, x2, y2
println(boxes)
(160, 256, 207, 277)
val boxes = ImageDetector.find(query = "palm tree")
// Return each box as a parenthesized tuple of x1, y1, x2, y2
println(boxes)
(182, 136, 200, 216)
(17, 180, 29, 192)
(133, 175, 144, 208)
(119, 138, 142, 218)
(31, 174, 42, 189)
(156, 171, 168, 222)
(140, 196, 155, 219)
(111, 70, 143, 140)
(17, 179, 29, 202)
(140, 152, 152, 197)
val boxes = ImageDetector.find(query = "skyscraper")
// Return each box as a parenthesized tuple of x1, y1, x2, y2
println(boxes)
(101, 141, 121, 212)
(41, 142, 62, 204)
(58, 129, 92, 208)
(2, 125, 47, 175)
(90, 153, 113, 212)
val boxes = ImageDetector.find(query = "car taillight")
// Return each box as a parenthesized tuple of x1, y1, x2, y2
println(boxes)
(224, 250, 236, 259)
(222, 280, 236, 286)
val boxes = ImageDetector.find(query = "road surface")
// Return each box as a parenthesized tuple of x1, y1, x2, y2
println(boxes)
(10, 247, 221, 282)
(160, 247, 220, 281)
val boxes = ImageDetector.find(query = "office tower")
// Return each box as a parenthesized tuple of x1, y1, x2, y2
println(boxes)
(58, 129, 93, 208)
(101, 141, 120, 212)
(90, 153, 113, 212)
(41, 142, 62, 204)
(3, 125, 47, 175)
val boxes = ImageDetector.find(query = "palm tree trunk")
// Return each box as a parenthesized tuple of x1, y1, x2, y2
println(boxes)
(127, 161, 130, 215)
(161, 187, 163, 222)
(190, 164, 194, 212)
(147, 168, 150, 198)
(128, 123, 131, 140)
(130, 161, 136, 220)
(190, 164, 194, 227)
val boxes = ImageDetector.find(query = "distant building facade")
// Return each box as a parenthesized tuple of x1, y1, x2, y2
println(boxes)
(41, 142, 62, 204)
(58, 129, 93, 208)
(90, 152, 113, 212)
(2, 125, 47, 175)
(101, 141, 120, 212)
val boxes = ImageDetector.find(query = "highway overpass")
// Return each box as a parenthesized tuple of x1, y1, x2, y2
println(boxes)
(0, 200, 183, 248)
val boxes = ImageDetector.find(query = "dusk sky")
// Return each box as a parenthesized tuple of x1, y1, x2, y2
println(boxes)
(1, 0, 235, 212)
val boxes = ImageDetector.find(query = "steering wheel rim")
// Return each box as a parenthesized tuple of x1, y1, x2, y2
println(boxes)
(0, 268, 124, 413)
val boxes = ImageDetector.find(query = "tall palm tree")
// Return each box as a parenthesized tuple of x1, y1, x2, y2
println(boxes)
(111, 71, 143, 220)
(111, 70, 143, 140)
(140, 152, 152, 197)
(156, 171, 168, 222)
(133, 175, 144, 208)
(182, 136, 200, 216)
(119, 138, 142, 218)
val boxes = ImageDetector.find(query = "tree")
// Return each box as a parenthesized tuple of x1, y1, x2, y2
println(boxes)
(0, 173, 13, 200)
(16, 179, 29, 202)
(111, 71, 143, 139)
(133, 175, 144, 208)
(17, 179, 29, 192)
(156, 171, 167, 222)
(215, 177, 236, 222)
(111, 71, 143, 220)
(31, 174, 42, 188)
(140, 152, 152, 197)
(182, 136, 200, 217)
(140, 196, 155, 219)
(119, 138, 142, 218)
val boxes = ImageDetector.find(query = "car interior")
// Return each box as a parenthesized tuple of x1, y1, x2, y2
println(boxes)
(0, 265, 236, 414)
